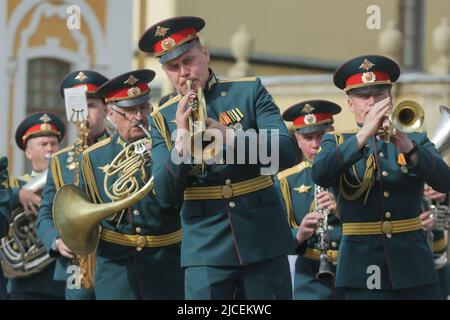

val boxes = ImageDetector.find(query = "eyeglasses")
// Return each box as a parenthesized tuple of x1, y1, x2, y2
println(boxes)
(110, 104, 151, 118)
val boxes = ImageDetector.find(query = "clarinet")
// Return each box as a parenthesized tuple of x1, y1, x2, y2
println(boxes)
(314, 185, 335, 280)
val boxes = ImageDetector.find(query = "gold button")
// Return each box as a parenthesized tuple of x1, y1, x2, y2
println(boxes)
(133, 210, 139, 216)
(136, 236, 146, 247)
(382, 171, 388, 177)
(225, 179, 231, 185)
(135, 227, 142, 234)
(381, 221, 393, 234)
(379, 152, 384, 158)
(332, 241, 338, 248)
(385, 211, 391, 218)
(136, 247, 142, 252)
(229, 201, 235, 208)
(383, 191, 390, 198)
(221, 185, 233, 199)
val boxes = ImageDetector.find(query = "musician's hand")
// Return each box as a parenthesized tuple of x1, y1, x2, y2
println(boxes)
(420, 210, 436, 232)
(19, 189, 41, 216)
(316, 190, 336, 213)
(356, 96, 390, 149)
(424, 184, 447, 202)
(390, 131, 416, 162)
(205, 118, 235, 146)
(56, 239, 75, 259)
(175, 90, 195, 131)
(296, 212, 319, 245)
(174, 91, 195, 156)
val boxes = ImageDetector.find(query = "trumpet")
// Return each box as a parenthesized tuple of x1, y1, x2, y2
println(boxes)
(185, 80, 219, 162)
(378, 100, 424, 143)
(314, 185, 335, 280)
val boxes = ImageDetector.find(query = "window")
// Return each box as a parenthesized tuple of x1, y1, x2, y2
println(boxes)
(25, 59, 70, 173)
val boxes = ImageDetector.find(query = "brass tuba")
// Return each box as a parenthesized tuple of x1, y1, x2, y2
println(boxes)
(0, 170, 56, 278)
(53, 134, 154, 256)
(378, 100, 425, 143)
(428, 105, 450, 268)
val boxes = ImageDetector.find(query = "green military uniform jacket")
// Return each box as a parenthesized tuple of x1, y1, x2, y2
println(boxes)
(311, 131, 450, 290)
(0, 155, 11, 299)
(77, 134, 184, 299)
(37, 132, 108, 300)
(150, 73, 298, 268)
(276, 160, 342, 299)
(7, 172, 65, 298)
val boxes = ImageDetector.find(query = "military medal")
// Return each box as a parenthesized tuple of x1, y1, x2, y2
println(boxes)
(397, 153, 408, 174)
(219, 108, 244, 129)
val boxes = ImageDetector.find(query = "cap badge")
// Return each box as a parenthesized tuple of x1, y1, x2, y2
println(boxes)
(361, 72, 376, 84)
(161, 37, 176, 51)
(39, 114, 51, 123)
(75, 71, 88, 82)
(124, 75, 138, 86)
(304, 114, 317, 125)
(155, 26, 170, 37)
(40, 123, 52, 131)
(302, 103, 315, 114)
(127, 86, 141, 98)
(359, 59, 375, 71)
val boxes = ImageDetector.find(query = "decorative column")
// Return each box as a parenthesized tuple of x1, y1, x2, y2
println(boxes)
(228, 25, 253, 78)
(430, 18, 450, 75)
(378, 20, 403, 66)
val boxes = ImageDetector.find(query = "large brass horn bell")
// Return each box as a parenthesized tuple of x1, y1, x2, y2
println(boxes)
(53, 137, 154, 255)
(53, 177, 154, 255)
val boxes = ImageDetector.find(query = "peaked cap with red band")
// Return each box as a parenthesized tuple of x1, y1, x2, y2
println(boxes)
(138, 16, 205, 63)
(15, 112, 65, 150)
(60, 70, 108, 99)
(95, 69, 155, 108)
(333, 55, 400, 95)
(283, 100, 341, 134)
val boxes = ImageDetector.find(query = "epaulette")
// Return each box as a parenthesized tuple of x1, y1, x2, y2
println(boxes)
(151, 94, 181, 116)
(9, 176, 22, 188)
(219, 77, 257, 83)
(277, 161, 312, 180)
(82, 137, 112, 155)
(328, 130, 357, 145)
(51, 145, 74, 158)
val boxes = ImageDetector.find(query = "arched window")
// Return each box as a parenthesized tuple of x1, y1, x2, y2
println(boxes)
(24, 59, 70, 173)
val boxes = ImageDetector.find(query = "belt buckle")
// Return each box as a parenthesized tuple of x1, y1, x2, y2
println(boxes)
(381, 221, 393, 236)
(136, 236, 147, 247)
(221, 184, 233, 199)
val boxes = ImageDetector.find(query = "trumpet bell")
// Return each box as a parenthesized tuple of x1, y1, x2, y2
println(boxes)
(391, 100, 424, 133)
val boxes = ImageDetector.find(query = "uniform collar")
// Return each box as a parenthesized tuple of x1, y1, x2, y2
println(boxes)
(203, 69, 217, 95)
(116, 135, 127, 149)
(87, 130, 109, 146)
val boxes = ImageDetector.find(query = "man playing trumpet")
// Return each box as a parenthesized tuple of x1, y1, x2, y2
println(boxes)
(139, 16, 298, 299)
(312, 55, 450, 299)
